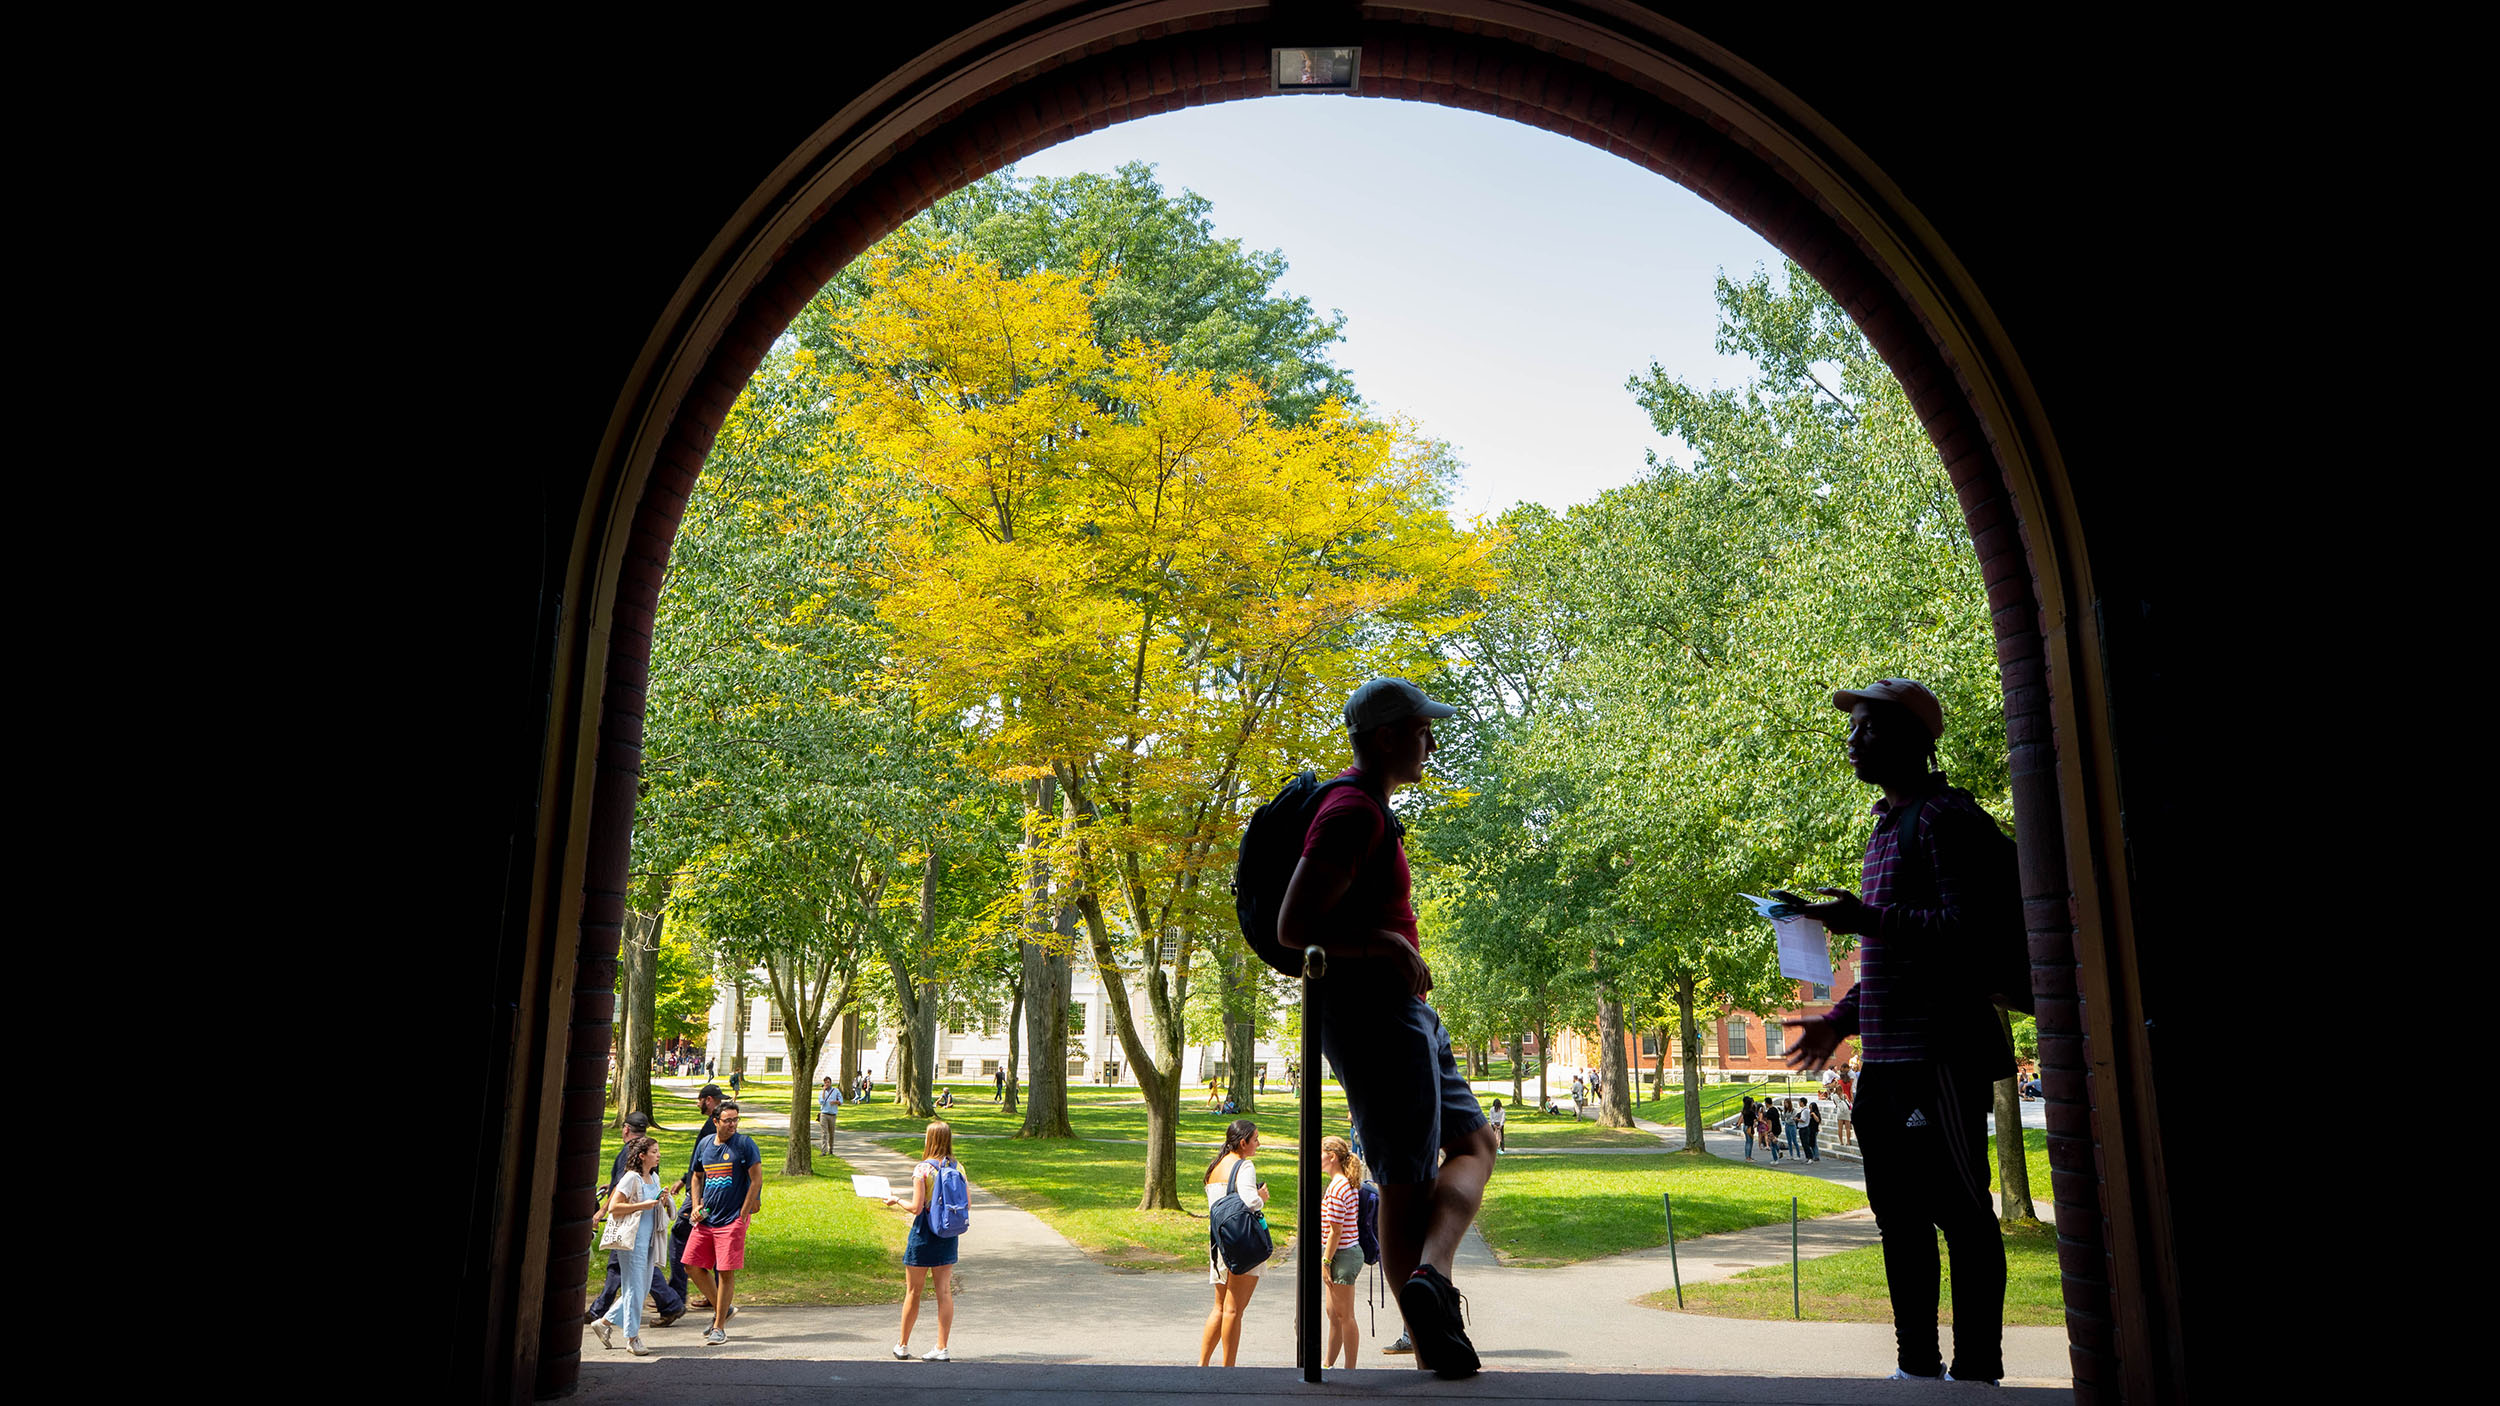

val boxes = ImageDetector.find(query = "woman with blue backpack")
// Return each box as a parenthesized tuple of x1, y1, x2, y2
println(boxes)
(882, 1120, 969, 1362)
(1197, 1118, 1270, 1367)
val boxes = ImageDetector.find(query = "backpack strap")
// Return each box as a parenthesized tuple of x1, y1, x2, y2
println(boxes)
(1227, 1156, 1249, 1198)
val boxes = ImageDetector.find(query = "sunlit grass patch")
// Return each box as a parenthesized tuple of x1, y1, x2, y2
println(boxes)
(1475, 1147, 1864, 1265)
(1651, 1216, 2062, 1324)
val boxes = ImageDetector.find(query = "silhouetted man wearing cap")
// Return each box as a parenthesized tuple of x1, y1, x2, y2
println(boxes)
(587, 1110, 688, 1328)
(1277, 678, 1493, 1379)
(1784, 677, 2016, 1385)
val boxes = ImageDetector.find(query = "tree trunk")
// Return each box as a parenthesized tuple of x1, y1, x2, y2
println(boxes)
(1002, 972, 1023, 1115)
(1650, 1026, 1668, 1104)
(618, 908, 661, 1129)
(1535, 1014, 1549, 1113)
(1220, 944, 1258, 1117)
(1995, 1009, 2038, 1220)
(730, 976, 747, 1075)
(1595, 986, 1634, 1127)
(1511, 1026, 1526, 1107)
(838, 1008, 861, 1111)
(1017, 777, 1074, 1138)
(1018, 935, 1074, 1137)
(1677, 974, 1706, 1148)
(783, 1026, 824, 1175)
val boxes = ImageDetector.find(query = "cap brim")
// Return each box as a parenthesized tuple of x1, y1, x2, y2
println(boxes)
(1830, 688, 1873, 712)
(1418, 698, 1458, 719)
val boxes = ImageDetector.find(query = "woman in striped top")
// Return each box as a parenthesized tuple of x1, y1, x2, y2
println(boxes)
(1320, 1134, 1366, 1369)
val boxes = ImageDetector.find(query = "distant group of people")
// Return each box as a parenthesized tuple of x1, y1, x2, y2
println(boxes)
(583, 673, 2021, 1384)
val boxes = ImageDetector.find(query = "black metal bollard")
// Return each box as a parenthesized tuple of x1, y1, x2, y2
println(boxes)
(1791, 1195, 1800, 1319)
(1299, 944, 1326, 1383)
(1663, 1191, 1683, 1308)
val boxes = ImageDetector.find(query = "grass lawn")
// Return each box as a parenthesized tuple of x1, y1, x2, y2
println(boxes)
(1990, 1127, 2051, 1201)
(1651, 1216, 2063, 1324)
(1496, 1107, 1664, 1147)
(1474, 1148, 1866, 1266)
(585, 1122, 906, 1306)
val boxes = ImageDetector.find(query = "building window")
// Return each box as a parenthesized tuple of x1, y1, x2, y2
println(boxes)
(980, 1059, 999, 1076)
(1725, 1021, 1748, 1058)
(948, 1016, 967, 1035)
(1810, 982, 1831, 1002)
(945, 1059, 964, 1076)
(1639, 1032, 1660, 1058)
(765, 1056, 784, 1073)
(1764, 1023, 1785, 1057)
(733, 1004, 751, 1035)
(1068, 1002, 1087, 1034)
(1066, 1056, 1086, 1075)
(765, 1007, 783, 1035)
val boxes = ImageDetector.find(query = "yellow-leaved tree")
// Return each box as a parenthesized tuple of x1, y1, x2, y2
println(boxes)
(835, 249, 1497, 1208)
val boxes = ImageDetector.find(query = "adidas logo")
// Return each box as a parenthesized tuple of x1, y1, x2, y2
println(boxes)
(1904, 1109, 1929, 1128)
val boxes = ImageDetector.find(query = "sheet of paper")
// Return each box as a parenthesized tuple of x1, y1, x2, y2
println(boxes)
(1741, 894, 1833, 985)
(851, 1174, 893, 1199)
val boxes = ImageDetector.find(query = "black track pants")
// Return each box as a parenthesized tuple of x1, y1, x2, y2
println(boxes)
(1852, 1060, 2005, 1381)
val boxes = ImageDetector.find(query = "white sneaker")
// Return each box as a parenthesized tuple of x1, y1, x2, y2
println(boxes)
(922, 1347, 951, 1362)
(1943, 1372, 1998, 1385)
(893, 1344, 914, 1360)
(590, 1318, 615, 1349)
(626, 1338, 650, 1357)
(1886, 1367, 1942, 1380)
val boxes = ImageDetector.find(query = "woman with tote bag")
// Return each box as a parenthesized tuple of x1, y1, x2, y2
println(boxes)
(589, 1136, 671, 1356)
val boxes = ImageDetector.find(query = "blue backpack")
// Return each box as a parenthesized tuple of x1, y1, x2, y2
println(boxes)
(1355, 1179, 1381, 1265)
(1209, 1157, 1273, 1274)
(926, 1158, 970, 1238)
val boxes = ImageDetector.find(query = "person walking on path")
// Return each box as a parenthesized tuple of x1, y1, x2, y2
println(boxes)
(683, 1101, 763, 1345)
(1761, 1099, 1783, 1162)
(1197, 1120, 1270, 1368)
(1785, 676, 2017, 1386)
(667, 1084, 725, 1306)
(1487, 1098, 1506, 1154)
(1784, 1099, 1806, 1159)
(1276, 678, 1493, 1379)
(1319, 1134, 1367, 1370)
(993, 1067, 1006, 1102)
(1740, 1095, 1758, 1159)
(590, 1135, 673, 1356)
(1801, 1100, 1823, 1161)
(881, 1120, 963, 1362)
(819, 1076, 842, 1150)
(728, 1068, 743, 1099)
(588, 1112, 689, 1330)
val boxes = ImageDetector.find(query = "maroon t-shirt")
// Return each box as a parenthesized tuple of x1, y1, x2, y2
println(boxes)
(1299, 767, 1419, 952)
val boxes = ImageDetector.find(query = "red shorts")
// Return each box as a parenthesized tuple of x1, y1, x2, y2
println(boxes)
(683, 1216, 748, 1271)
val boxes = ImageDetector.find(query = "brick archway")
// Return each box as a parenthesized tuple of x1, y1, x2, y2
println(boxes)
(515, 6, 2162, 1400)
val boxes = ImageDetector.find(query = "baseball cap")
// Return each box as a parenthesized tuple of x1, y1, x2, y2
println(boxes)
(623, 1111, 651, 1131)
(697, 1083, 726, 1100)
(1344, 678, 1458, 732)
(1830, 677, 1944, 740)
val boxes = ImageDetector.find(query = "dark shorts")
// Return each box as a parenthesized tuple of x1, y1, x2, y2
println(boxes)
(904, 1214, 959, 1268)
(1318, 976, 1486, 1184)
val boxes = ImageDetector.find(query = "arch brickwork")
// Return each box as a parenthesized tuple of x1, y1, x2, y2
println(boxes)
(527, 7, 2154, 1399)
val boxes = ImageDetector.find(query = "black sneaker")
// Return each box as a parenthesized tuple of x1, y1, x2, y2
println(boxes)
(1396, 1265, 1480, 1379)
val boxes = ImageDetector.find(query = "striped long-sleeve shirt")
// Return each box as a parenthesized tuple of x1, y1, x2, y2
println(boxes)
(1821, 776, 2016, 1077)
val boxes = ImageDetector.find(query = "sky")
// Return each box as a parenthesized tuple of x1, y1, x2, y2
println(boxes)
(1012, 95, 1785, 522)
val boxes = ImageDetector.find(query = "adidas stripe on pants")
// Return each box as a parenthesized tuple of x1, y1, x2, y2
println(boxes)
(1851, 1060, 2005, 1382)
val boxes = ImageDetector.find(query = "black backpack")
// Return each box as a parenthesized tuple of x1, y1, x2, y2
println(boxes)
(1232, 770, 1396, 977)
(1208, 1157, 1272, 1274)
(1355, 1179, 1381, 1265)
(1893, 788, 2035, 1016)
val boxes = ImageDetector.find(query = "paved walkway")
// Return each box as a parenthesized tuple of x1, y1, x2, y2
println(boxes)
(580, 1127, 2067, 1388)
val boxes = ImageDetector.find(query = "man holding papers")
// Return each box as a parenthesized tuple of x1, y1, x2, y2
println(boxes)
(1780, 677, 2017, 1386)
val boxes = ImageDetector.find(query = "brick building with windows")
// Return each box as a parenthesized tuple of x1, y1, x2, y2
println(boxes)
(1542, 954, 1862, 1088)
